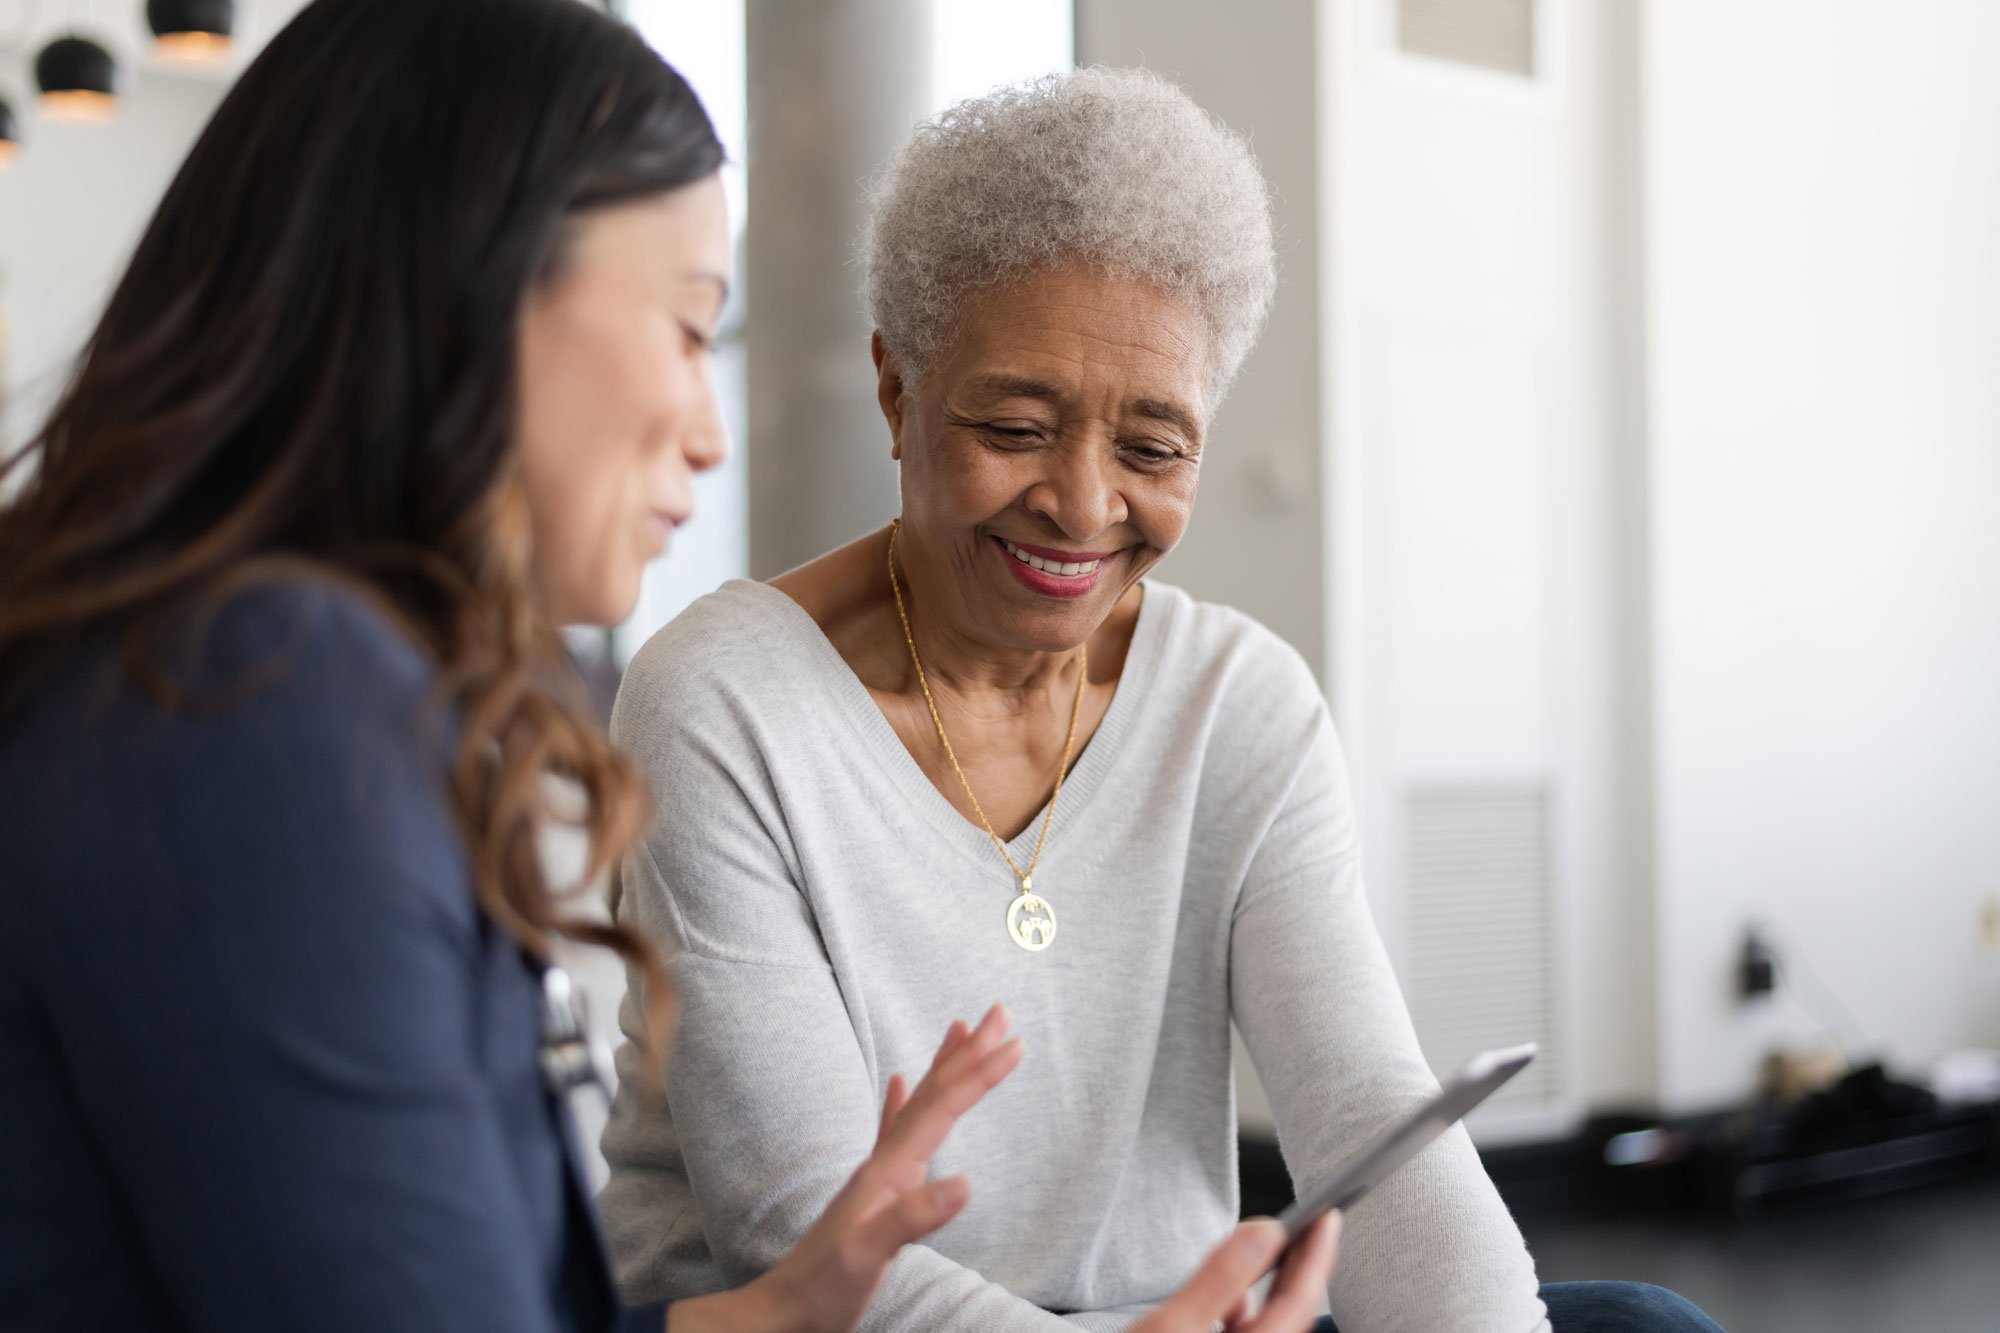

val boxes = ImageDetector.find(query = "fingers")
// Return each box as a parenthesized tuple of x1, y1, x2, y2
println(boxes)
(872, 1006, 1020, 1164)
(875, 1009, 987, 1152)
(1245, 1212, 1341, 1332)
(875, 1074, 910, 1149)
(942, 1005, 1007, 1072)
(930, 1019, 972, 1074)
(849, 1174, 973, 1264)
(1155, 1219, 1287, 1324)
(923, 1005, 1012, 1103)
(836, 1005, 1020, 1228)
(784, 1009, 1012, 1313)
(875, 1031, 1023, 1172)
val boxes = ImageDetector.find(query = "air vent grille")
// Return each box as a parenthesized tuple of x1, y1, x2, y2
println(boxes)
(1402, 781, 1559, 1110)
(1398, 0, 1537, 78)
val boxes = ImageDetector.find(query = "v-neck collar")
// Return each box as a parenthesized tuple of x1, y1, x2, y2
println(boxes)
(738, 578, 1170, 885)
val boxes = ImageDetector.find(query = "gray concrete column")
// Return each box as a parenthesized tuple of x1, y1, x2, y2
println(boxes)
(744, 0, 933, 577)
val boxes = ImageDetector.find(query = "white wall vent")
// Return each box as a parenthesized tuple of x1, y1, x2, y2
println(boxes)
(1402, 781, 1561, 1112)
(1396, 0, 1537, 79)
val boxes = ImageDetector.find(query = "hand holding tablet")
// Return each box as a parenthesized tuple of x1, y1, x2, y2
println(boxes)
(1128, 1044, 1536, 1331)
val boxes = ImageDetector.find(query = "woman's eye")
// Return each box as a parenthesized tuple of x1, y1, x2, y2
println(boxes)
(679, 323, 714, 355)
(1126, 444, 1181, 466)
(981, 425, 1043, 444)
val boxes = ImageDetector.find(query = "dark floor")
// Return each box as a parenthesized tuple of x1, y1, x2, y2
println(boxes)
(1519, 1176, 2000, 1332)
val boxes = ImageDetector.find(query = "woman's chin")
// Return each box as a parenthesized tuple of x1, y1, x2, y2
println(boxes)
(551, 573, 643, 631)
(983, 597, 1115, 655)
(601, 583, 645, 630)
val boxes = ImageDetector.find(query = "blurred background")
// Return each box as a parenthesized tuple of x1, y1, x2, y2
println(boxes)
(4, 1, 1998, 1328)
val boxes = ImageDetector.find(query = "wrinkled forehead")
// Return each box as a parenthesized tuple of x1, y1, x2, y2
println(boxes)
(928, 268, 1211, 432)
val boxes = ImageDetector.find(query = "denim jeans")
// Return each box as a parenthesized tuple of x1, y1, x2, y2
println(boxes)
(1310, 1281, 1725, 1332)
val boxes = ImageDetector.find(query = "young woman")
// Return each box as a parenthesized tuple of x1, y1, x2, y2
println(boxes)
(0, 3, 1336, 1332)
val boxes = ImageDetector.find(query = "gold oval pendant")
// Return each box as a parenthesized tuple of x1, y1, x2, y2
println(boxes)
(1007, 892, 1058, 952)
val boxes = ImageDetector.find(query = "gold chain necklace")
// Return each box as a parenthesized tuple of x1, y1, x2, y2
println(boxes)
(886, 518, 1084, 952)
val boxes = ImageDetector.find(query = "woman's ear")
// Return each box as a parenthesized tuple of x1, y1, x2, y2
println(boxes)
(872, 331, 907, 460)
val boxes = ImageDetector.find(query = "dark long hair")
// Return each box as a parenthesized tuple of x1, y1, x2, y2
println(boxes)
(0, 0, 723, 1066)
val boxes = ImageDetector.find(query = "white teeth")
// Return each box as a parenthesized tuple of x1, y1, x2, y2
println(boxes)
(1001, 539, 1103, 577)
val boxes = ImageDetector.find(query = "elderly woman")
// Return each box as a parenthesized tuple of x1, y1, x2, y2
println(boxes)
(600, 71, 1719, 1333)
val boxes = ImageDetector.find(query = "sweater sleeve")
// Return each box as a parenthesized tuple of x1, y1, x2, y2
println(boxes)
(599, 649, 1082, 1332)
(1228, 697, 1551, 1333)
(23, 587, 592, 1333)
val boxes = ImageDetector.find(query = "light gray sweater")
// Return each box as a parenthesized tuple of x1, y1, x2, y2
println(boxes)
(598, 579, 1550, 1333)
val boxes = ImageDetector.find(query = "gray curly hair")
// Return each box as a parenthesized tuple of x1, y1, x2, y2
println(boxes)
(862, 67, 1277, 417)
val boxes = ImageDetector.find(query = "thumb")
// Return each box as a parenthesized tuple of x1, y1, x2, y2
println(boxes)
(1159, 1219, 1287, 1323)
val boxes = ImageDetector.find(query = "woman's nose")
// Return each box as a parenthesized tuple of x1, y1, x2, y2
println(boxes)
(1027, 439, 1127, 539)
(683, 376, 730, 475)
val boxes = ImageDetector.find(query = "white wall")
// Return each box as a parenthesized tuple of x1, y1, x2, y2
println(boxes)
(1319, 0, 1656, 1132)
(0, 2, 312, 452)
(614, 0, 753, 658)
(1642, 0, 2000, 1111)
(1, 71, 221, 449)
(1317, 0, 2000, 1120)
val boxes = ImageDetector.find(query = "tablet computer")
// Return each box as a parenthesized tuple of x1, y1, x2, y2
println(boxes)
(1275, 1043, 1537, 1239)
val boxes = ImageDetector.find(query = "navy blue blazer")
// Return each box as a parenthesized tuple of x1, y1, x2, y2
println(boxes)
(0, 582, 668, 1332)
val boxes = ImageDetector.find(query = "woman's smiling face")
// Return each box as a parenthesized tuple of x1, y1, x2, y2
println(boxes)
(881, 265, 1210, 653)
(514, 175, 733, 628)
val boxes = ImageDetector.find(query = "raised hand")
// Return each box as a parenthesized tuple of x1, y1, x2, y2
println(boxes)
(667, 1005, 1024, 1333)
